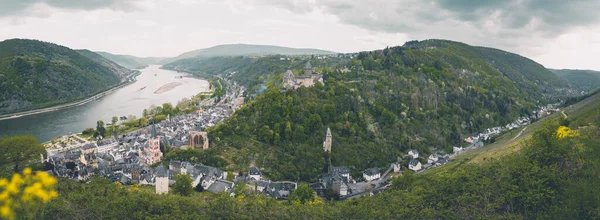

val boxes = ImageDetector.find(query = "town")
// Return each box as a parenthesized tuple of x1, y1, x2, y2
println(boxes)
(40, 62, 563, 200)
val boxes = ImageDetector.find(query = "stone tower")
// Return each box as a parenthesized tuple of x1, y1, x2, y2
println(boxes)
(323, 127, 332, 152)
(304, 61, 313, 76)
(155, 164, 169, 194)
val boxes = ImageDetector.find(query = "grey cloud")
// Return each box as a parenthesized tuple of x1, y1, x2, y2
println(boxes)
(0, 0, 143, 17)
(259, 0, 600, 39)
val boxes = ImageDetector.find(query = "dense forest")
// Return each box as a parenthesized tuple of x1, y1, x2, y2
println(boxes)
(550, 69, 600, 92)
(0, 39, 128, 114)
(195, 40, 577, 181)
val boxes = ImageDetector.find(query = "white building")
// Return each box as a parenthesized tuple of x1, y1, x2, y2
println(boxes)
(155, 165, 169, 194)
(97, 138, 118, 154)
(363, 167, 381, 182)
(249, 167, 262, 181)
(409, 159, 422, 171)
(408, 149, 419, 159)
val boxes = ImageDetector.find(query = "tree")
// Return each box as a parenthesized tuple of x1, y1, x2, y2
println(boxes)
(288, 183, 314, 204)
(234, 181, 246, 197)
(96, 120, 106, 138)
(0, 135, 45, 174)
(226, 171, 234, 182)
(172, 174, 193, 196)
(111, 116, 118, 126)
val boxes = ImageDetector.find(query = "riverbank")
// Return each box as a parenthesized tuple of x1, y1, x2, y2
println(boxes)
(0, 71, 140, 121)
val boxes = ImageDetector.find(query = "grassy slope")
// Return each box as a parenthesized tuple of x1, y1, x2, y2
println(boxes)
(424, 91, 600, 176)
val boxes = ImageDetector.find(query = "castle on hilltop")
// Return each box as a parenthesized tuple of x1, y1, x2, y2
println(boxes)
(283, 62, 323, 89)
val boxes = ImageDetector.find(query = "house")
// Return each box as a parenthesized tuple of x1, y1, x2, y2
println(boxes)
(408, 149, 419, 159)
(436, 157, 449, 166)
(206, 179, 234, 193)
(408, 158, 422, 171)
(97, 137, 118, 154)
(363, 167, 381, 182)
(249, 167, 261, 181)
(427, 154, 439, 164)
(392, 162, 402, 173)
(331, 166, 351, 183)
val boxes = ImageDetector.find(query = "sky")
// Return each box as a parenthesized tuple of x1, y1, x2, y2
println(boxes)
(1, 0, 599, 70)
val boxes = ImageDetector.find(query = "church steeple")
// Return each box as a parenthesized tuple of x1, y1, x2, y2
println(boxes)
(323, 127, 332, 153)
(151, 119, 157, 138)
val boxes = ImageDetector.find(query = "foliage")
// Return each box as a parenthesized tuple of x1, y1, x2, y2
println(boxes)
(172, 174, 193, 196)
(288, 184, 315, 204)
(0, 168, 58, 220)
(0, 135, 45, 176)
(164, 149, 228, 169)
(550, 69, 600, 92)
(0, 39, 123, 114)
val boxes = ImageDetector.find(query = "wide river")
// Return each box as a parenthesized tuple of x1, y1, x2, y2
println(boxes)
(0, 65, 209, 142)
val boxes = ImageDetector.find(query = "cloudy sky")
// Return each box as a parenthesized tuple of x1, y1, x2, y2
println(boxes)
(1, 0, 599, 70)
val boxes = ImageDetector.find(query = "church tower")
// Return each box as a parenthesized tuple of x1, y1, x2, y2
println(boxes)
(304, 61, 313, 76)
(148, 121, 162, 164)
(323, 127, 332, 152)
(155, 164, 169, 194)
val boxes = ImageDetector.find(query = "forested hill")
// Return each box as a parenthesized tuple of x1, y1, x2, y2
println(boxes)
(76, 50, 134, 77)
(402, 39, 572, 96)
(162, 44, 335, 64)
(550, 69, 600, 92)
(201, 39, 578, 181)
(0, 39, 124, 114)
(95, 51, 167, 69)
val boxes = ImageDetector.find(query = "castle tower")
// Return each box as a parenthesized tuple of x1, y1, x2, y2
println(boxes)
(323, 127, 332, 152)
(304, 61, 313, 76)
(155, 164, 169, 194)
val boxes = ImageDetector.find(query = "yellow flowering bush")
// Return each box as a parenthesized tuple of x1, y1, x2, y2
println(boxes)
(0, 168, 58, 220)
(556, 126, 579, 139)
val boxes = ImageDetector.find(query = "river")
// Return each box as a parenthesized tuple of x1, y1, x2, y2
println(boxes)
(0, 65, 209, 142)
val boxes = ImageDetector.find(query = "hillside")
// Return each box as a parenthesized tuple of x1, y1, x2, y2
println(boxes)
(76, 50, 134, 77)
(163, 44, 335, 64)
(162, 56, 348, 94)
(0, 39, 124, 114)
(550, 69, 600, 92)
(95, 51, 167, 69)
(199, 39, 577, 181)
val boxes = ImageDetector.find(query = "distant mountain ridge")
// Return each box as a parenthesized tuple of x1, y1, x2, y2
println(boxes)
(0, 39, 129, 114)
(163, 43, 336, 64)
(549, 69, 600, 93)
(95, 51, 167, 69)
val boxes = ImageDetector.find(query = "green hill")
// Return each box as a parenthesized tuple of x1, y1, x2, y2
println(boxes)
(550, 69, 600, 93)
(195, 39, 577, 181)
(76, 50, 134, 77)
(95, 51, 167, 69)
(163, 44, 336, 64)
(0, 39, 125, 114)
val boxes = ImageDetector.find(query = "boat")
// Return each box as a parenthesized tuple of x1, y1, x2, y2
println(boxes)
(140, 86, 147, 90)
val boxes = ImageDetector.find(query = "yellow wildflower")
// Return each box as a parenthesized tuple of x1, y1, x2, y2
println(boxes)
(23, 168, 31, 176)
(556, 126, 579, 139)
(0, 205, 12, 220)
